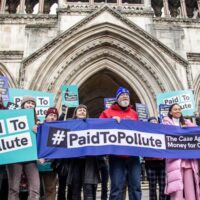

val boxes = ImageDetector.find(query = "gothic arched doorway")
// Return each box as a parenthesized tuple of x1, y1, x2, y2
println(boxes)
(78, 69, 140, 117)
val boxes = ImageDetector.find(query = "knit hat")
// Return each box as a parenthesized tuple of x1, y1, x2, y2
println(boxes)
(116, 87, 130, 99)
(21, 96, 36, 107)
(45, 107, 59, 119)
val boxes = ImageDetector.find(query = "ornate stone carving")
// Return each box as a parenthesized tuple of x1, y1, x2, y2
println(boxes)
(57, 3, 154, 16)
(7, 0, 20, 13)
(0, 14, 57, 24)
(21, 5, 188, 78)
(43, 38, 168, 98)
(19, 5, 188, 93)
(153, 16, 200, 24)
(25, 0, 37, 14)
(151, 0, 163, 17)
(185, 0, 198, 18)
(168, 0, 180, 17)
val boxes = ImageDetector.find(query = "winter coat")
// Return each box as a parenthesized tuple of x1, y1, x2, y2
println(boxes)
(66, 157, 100, 185)
(163, 116, 200, 199)
(99, 103, 138, 120)
(100, 103, 138, 158)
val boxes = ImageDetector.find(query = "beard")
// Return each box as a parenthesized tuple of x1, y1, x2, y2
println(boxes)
(119, 100, 130, 107)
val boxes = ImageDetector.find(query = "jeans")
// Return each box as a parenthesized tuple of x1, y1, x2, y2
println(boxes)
(109, 156, 141, 200)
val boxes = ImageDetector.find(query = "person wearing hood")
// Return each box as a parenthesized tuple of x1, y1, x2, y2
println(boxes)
(100, 87, 141, 200)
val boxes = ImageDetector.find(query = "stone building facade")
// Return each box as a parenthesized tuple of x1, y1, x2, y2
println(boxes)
(0, 0, 200, 117)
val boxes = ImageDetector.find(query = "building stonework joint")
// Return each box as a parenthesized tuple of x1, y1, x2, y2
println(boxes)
(187, 53, 200, 62)
(0, 51, 24, 60)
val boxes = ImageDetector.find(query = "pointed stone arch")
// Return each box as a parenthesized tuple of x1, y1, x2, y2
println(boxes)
(0, 63, 17, 87)
(23, 22, 186, 115)
(78, 68, 141, 117)
(28, 24, 183, 88)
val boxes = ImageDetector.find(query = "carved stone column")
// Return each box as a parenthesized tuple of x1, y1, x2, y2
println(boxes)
(163, 0, 170, 17)
(197, 0, 200, 17)
(38, 0, 44, 13)
(89, 0, 94, 5)
(117, 0, 122, 6)
(168, 0, 180, 17)
(8, 0, 19, 13)
(25, 0, 34, 13)
(144, 0, 151, 9)
(180, 0, 187, 18)
(43, 0, 51, 14)
(19, 0, 25, 13)
(0, 0, 6, 14)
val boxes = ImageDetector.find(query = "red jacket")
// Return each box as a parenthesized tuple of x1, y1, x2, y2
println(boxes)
(99, 103, 138, 157)
(99, 103, 138, 120)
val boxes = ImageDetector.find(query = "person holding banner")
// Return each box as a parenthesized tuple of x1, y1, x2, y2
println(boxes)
(100, 87, 141, 200)
(66, 104, 100, 200)
(50, 105, 72, 200)
(38, 107, 59, 200)
(0, 94, 8, 200)
(163, 103, 200, 200)
(145, 117, 169, 200)
(6, 96, 40, 200)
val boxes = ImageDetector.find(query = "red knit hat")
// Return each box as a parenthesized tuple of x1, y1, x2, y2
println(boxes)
(45, 107, 59, 119)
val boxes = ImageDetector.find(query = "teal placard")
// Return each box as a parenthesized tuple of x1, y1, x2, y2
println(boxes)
(0, 109, 38, 165)
(156, 90, 195, 116)
(37, 162, 53, 172)
(8, 88, 55, 121)
(61, 85, 79, 107)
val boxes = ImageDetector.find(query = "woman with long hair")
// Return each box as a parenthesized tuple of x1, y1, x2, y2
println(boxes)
(163, 103, 200, 200)
(66, 104, 100, 200)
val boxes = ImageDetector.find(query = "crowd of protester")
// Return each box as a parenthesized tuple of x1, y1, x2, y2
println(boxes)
(0, 86, 200, 200)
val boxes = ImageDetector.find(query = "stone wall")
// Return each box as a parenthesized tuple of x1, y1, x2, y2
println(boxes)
(0, 1, 200, 115)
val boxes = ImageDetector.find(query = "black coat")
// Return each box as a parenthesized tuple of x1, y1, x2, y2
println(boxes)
(66, 157, 101, 185)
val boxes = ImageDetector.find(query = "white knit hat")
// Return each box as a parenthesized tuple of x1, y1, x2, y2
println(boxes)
(21, 96, 36, 107)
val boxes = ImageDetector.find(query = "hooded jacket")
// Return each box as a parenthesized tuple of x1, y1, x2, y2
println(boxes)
(163, 116, 200, 199)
